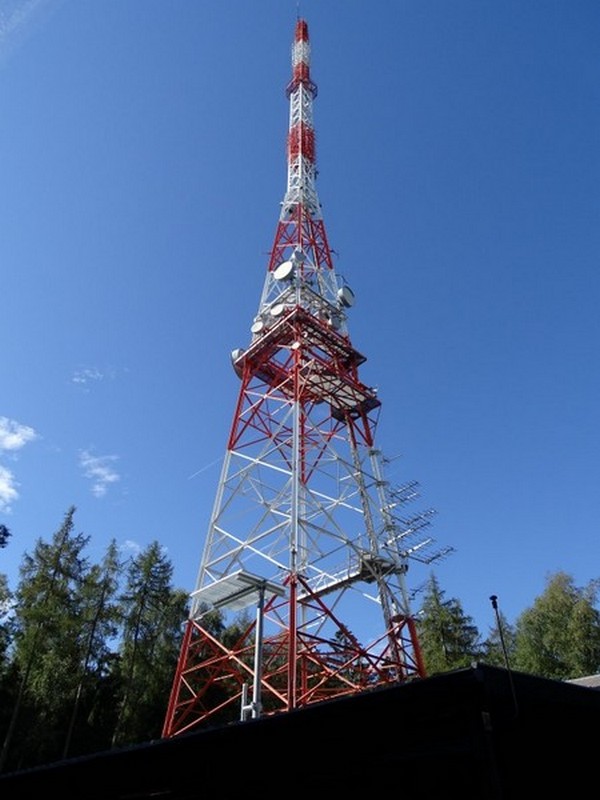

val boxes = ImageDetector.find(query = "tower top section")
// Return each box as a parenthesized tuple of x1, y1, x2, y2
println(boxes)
(282, 18, 320, 220)
(255, 17, 350, 337)
(286, 18, 318, 99)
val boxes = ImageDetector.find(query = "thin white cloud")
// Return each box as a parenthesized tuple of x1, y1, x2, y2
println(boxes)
(0, 0, 64, 66)
(0, 417, 38, 512)
(0, 416, 38, 452)
(72, 367, 105, 386)
(79, 449, 120, 498)
(120, 539, 168, 561)
(0, 464, 19, 513)
(72, 366, 121, 392)
(121, 539, 142, 558)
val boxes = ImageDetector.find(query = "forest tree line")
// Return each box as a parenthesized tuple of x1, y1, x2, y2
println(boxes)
(1, 506, 600, 773)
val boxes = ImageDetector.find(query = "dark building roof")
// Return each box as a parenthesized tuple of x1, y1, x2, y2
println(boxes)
(1, 662, 599, 798)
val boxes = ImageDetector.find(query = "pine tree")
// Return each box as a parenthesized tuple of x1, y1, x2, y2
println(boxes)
(481, 606, 517, 669)
(111, 542, 188, 747)
(61, 539, 123, 759)
(0, 574, 11, 674)
(0, 507, 91, 771)
(0, 524, 11, 549)
(0, 573, 15, 757)
(416, 573, 482, 675)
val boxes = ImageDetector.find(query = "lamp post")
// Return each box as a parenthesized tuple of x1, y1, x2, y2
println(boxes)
(489, 594, 518, 718)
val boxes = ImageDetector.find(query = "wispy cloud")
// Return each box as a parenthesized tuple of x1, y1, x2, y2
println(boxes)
(0, 416, 38, 512)
(72, 366, 119, 391)
(72, 367, 104, 386)
(121, 539, 142, 558)
(0, 0, 64, 66)
(79, 449, 120, 498)
(0, 416, 38, 452)
(0, 465, 19, 513)
(118, 539, 168, 564)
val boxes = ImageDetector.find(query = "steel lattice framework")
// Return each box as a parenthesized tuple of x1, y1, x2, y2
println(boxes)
(163, 18, 451, 739)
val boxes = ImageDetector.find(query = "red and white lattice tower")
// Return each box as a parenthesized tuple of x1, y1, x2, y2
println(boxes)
(163, 18, 451, 738)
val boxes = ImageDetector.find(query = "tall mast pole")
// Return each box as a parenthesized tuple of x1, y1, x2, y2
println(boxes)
(162, 18, 451, 740)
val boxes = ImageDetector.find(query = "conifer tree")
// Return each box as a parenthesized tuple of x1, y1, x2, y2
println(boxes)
(416, 573, 482, 675)
(0, 574, 11, 674)
(111, 541, 188, 747)
(0, 573, 15, 752)
(0, 507, 91, 770)
(0, 524, 11, 549)
(481, 606, 517, 669)
(62, 539, 123, 759)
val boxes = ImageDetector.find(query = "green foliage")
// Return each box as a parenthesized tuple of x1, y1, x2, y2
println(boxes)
(11, 507, 91, 709)
(416, 573, 482, 675)
(0, 525, 10, 549)
(0, 575, 12, 673)
(0, 511, 189, 771)
(200, 607, 226, 639)
(480, 608, 517, 669)
(110, 541, 189, 748)
(2, 508, 600, 773)
(61, 540, 124, 759)
(1, 507, 98, 769)
(513, 571, 600, 680)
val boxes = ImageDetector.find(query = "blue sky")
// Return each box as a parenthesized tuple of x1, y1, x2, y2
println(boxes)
(1, 0, 599, 637)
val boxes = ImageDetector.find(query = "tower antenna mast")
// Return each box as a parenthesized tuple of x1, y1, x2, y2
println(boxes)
(163, 18, 451, 738)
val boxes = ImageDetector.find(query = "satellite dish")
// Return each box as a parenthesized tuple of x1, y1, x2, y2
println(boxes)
(251, 320, 264, 334)
(291, 248, 305, 264)
(270, 303, 285, 317)
(230, 348, 244, 378)
(337, 285, 355, 308)
(273, 260, 294, 281)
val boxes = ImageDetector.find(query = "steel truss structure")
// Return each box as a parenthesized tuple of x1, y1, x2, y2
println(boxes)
(163, 18, 450, 739)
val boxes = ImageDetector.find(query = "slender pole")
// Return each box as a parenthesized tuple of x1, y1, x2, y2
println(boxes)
(489, 595, 518, 718)
(240, 582, 266, 721)
(251, 583, 265, 719)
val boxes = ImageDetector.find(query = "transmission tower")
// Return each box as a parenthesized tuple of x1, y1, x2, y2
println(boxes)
(163, 18, 452, 739)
